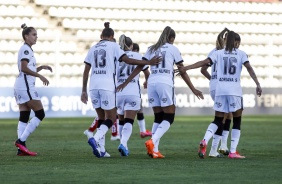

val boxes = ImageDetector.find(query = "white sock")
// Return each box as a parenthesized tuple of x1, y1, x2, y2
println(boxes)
(152, 120, 170, 144)
(94, 125, 109, 141)
(152, 122, 160, 152)
(98, 135, 106, 152)
(230, 129, 241, 153)
(137, 119, 146, 133)
(220, 130, 229, 149)
(20, 117, 41, 142)
(203, 123, 218, 144)
(119, 125, 124, 140)
(116, 119, 120, 136)
(121, 123, 133, 149)
(17, 121, 27, 139)
(210, 134, 221, 153)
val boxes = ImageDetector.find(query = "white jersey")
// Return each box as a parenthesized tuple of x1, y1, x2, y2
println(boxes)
(116, 51, 148, 97)
(209, 48, 249, 97)
(84, 40, 125, 92)
(143, 43, 183, 87)
(14, 43, 37, 90)
(207, 48, 217, 92)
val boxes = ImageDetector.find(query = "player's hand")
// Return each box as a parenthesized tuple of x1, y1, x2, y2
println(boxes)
(174, 65, 186, 76)
(116, 83, 127, 92)
(81, 91, 88, 104)
(39, 75, 49, 86)
(41, 65, 53, 72)
(192, 89, 204, 100)
(256, 85, 262, 97)
(143, 80, 147, 89)
(148, 56, 162, 65)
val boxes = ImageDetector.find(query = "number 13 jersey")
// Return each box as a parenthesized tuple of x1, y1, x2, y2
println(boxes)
(84, 40, 125, 92)
(209, 48, 249, 97)
(143, 43, 183, 87)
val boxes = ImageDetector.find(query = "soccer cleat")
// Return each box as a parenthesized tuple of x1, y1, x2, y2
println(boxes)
(118, 144, 129, 156)
(140, 130, 152, 138)
(83, 130, 93, 139)
(198, 140, 207, 159)
(219, 148, 230, 155)
(100, 151, 111, 158)
(87, 137, 101, 158)
(15, 139, 37, 156)
(152, 151, 165, 159)
(17, 149, 29, 156)
(110, 135, 120, 141)
(145, 139, 154, 156)
(228, 152, 246, 159)
(209, 151, 224, 158)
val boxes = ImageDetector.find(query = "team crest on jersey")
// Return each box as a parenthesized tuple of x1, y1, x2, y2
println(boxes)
(130, 102, 136, 107)
(102, 100, 109, 106)
(92, 99, 98, 105)
(230, 103, 236, 108)
(162, 98, 167, 103)
(24, 50, 29, 55)
(149, 98, 154, 103)
(215, 102, 222, 108)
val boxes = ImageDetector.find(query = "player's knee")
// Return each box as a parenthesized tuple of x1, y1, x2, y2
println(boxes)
(232, 116, 241, 130)
(154, 111, 164, 124)
(215, 123, 223, 135)
(19, 111, 31, 123)
(213, 116, 224, 127)
(124, 118, 134, 125)
(119, 120, 125, 126)
(224, 119, 231, 131)
(103, 119, 113, 129)
(137, 113, 144, 120)
(98, 119, 104, 128)
(163, 113, 175, 125)
(35, 109, 45, 121)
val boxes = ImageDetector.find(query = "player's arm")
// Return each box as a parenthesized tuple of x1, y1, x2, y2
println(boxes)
(116, 65, 144, 92)
(121, 55, 161, 66)
(37, 65, 53, 73)
(200, 65, 211, 80)
(81, 63, 91, 104)
(176, 58, 212, 75)
(142, 68, 150, 89)
(176, 62, 204, 100)
(21, 60, 49, 86)
(244, 62, 262, 97)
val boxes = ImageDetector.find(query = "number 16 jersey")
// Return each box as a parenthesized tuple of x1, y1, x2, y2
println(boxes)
(209, 48, 249, 97)
(84, 40, 125, 92)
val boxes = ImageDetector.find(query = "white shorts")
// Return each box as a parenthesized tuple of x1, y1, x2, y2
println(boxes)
(90, 89, 116, 110)
(147, 83, 175, 107)
(116, 95, 141, 115)
(14, 88, 41, 105)
(213, 95, 243, 113)
(210, 90, 215, 101)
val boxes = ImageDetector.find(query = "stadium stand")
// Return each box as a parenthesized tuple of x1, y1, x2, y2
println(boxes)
(0, 0, 281, 88)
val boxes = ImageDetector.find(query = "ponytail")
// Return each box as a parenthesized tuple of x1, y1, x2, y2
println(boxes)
(119, 34, 133, 51)
(101, 22, 114, 38)
(149, 26, 175, 53)
(225, 31, 236, 53)
(21, 23, 35, 41)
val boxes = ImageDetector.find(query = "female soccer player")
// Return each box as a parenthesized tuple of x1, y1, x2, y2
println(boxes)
(119, 26, 203, 158)
(14, 23, 52, 156)
(200, 28, 232, 157)
(115, 35, 151, 156)
(176, 31, 262, 159)
(81, 23, 161, 158)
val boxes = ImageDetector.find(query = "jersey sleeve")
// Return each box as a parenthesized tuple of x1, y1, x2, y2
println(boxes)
(134, 52, 149, 70)
(115, 44, 126, 62)
(173, 46, 183, 64)
(19, 47, 32, 62)
(241, 51, 249, 64)
(142, 48, 152, 60)
(208, 50, 217, 65)
(84, 49, 92, 66)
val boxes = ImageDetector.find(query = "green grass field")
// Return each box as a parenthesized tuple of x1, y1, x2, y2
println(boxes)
(0, 115, 282, 184)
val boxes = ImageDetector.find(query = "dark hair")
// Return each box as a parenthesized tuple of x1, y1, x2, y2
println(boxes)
(225, 31, 239, 53)
(119, 35, 133, 51)
(101, 22, 114, 38)
(216, 28, 229, 50)
(149, 26, 175, 52)
(21, 23, 35, 41)
(132, 43, 139, 52)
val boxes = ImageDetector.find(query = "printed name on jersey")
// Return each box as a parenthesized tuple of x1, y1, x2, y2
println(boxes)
(93, 70, 106, 74)
(219, 77, 238, 82)
(95, 44, 107, 48)
(118, 78, 136, 83)
(24, 50, 29, 55)
(151, 69, 171, 74)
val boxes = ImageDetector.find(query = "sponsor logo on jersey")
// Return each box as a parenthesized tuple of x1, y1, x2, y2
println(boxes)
(24, 50, 29, 55)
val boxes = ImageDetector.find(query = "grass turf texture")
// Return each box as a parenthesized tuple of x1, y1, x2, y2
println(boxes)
(0, 116, 282, 184)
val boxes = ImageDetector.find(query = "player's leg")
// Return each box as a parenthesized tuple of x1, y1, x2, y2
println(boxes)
(111, 115, 120, 141)
(228, 96, 244, 159)
(219, 112, 232, 155)
(84, 109, 105, 139)
(118, 114, 125, 140)
(138, 100, 152, 138)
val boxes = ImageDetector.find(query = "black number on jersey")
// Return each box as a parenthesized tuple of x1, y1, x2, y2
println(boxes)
(119, 63, 135, 77)
(156, 51, 166, 68)
(94, 49, 106, 68)
(223, 57, 237, 75)
(212, 61, 217, 73)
